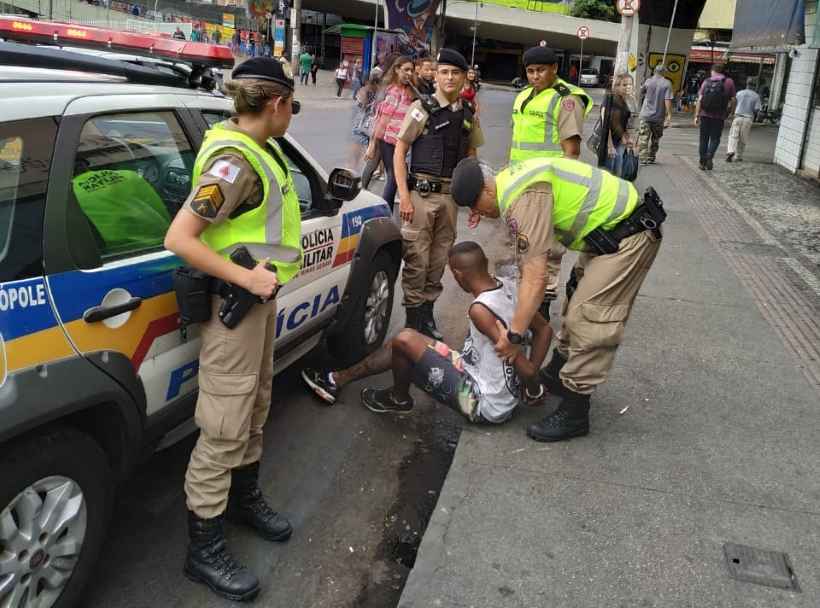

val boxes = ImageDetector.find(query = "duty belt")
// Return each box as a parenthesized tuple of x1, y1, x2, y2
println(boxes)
(583, 187, 667, 255)
(408, 175, 450, 197)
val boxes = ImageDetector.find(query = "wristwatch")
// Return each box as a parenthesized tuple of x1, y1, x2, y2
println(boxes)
(506, 330, 525, 345)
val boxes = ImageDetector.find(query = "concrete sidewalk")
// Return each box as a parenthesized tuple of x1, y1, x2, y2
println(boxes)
(398, 126, 820, 605)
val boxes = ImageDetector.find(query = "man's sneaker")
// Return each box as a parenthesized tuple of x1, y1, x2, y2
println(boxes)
(699, 161, 707, 171)
(726, 152, 734, 162)
(361, 387, 414, 414)
(706, 158, 714, 170)
(301, 368, 339, 405)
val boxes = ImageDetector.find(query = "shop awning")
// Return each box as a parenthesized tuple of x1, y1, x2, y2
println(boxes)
(731, 0, 805, 51)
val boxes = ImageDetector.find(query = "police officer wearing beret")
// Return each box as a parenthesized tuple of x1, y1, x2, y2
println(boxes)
(511, 46, 594, 327)
(394, 48, 484, 339)
(450, 157, 664, 443)
(165, 57, 302, 601)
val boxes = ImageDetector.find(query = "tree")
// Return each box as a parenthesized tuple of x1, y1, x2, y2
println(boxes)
(571, 0, 618, 23)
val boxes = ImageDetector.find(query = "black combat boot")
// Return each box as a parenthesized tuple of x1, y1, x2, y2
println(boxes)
(539, 349, 567, 393)
(526, 388, 590, 443)
(405, 305, 422, 331)
(419, 301, 443, 340)
(227, 462, 293, 542)
(184, 511, 260, 602)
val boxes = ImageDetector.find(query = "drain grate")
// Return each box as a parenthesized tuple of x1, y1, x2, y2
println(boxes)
(723, 543, 800, 592)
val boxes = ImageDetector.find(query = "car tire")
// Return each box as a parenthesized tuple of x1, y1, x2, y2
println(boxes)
(0, 428, 113, 608)
(329, 251, 396, 368)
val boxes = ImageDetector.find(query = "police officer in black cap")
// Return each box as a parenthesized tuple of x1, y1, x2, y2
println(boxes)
(165, 56, 302, 601)
(393, 48, 484, 339)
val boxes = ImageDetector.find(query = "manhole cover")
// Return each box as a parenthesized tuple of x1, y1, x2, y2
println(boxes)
(723, 543, 800, 592)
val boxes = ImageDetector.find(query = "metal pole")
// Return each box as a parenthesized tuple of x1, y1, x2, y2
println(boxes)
(470, 0, 478, 66)
(579, 37, 584, 84)
(321, 11, 326, 64)
(370, 0, 379, 70)
(661, 0, 680, 67)
(291, 0, 302, 72)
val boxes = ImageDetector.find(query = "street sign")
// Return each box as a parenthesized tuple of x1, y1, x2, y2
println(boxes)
(616, 0, 639, 17)
(577, 25, 590, 40)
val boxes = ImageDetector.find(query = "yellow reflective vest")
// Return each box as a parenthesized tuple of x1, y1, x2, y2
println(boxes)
(496, 158, 638, 251)
(193, 122, 303, 283)
(510, 79, 592, 164)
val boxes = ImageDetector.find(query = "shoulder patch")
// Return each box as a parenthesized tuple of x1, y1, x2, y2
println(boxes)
(206, 159, 241, 184)
(554, 83, 571, 97)
(191, 184, 225, 218)
(562, 98, 576, 112)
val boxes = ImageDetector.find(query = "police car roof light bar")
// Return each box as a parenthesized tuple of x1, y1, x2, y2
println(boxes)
(0, 40, 188, 87)
(0, 16, 234, 69)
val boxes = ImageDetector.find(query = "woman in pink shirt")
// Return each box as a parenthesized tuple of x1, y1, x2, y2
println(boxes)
(365, 56, 415, 210)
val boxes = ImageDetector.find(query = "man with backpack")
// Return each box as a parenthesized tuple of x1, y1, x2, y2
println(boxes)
(694, 63, 736, 170)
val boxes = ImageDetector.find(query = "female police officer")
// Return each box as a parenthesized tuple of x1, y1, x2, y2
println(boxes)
(164, 57, 302, 601)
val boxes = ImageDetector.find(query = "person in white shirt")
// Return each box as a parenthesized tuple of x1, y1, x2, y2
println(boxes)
(727, 78, 762, 162)
(301, 242, 552, 423)
(335, 61, 350, 97)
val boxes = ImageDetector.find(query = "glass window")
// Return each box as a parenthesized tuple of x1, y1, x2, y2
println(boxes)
(0, 118, 58, 282)
(278, 143, 321, 216)
(72, 111, 194, 260)
(203, 111, 231, 127)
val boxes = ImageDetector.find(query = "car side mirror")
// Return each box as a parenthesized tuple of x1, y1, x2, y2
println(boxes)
(328, 167, 361, 202)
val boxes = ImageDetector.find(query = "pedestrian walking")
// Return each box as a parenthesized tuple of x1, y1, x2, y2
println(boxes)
(637, 64, 673, 165)
(393, 49, 484, 339)
(334, 61, 349, 97)
(299, 48, 312, 85)
(350, 58, 364, 98)
(510, 45, 592, 322)
(598, 73, 635, 176)
(694, 63, 736, 170)
(310, 55, 320, 85)
(727, 78, 761, 163)
(511, 46, 592, 164)
(164, 57, 302, 602)
(172, 26, 186, 40)
(415, 55, 436, 96)
(461, 67, 480, 114)
(450, 156, 666, 442)
(349, 72, 381, 171)
(364, 55, 415, 210)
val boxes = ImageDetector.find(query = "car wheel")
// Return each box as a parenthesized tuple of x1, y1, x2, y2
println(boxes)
(329, 251, 396, 368)
(0, 428, 113, 608)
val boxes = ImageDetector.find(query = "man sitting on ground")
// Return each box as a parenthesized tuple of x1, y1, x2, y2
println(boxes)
(302, 242, 552, 423)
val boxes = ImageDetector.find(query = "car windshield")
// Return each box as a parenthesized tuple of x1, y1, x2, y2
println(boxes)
(582, 69, 597, 75)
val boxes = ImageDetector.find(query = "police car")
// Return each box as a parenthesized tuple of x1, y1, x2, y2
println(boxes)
(0, 17, 400, 608)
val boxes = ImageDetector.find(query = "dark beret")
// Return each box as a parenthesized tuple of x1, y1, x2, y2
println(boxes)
(451, 158, 486, 208)
(233, 57, 295, 91)
(436, 48, 469, 72)
(523, 46, 558, 67)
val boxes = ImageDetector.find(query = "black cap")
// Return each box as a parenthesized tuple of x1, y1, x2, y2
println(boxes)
(523, 46, 558, 67)
(233, 57, 295, 91)
(451, 158, 486, 208)
(436, 48, 469, 72)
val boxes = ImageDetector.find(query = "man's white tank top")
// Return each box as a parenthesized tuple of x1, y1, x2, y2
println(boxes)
(462, 278, 524, 422)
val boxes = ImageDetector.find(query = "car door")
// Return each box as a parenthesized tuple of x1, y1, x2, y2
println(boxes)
(44, 96, 203, 417)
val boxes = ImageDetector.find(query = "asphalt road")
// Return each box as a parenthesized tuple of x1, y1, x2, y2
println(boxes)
(81, 87, 524, 608)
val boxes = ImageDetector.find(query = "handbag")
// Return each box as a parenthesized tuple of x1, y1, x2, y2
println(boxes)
(620, 148, 639, 182)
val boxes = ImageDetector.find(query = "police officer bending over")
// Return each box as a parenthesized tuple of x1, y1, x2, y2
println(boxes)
(394, 48, 484, 339)
(450, 157, 665, 443)
(164, 57, 302, 602)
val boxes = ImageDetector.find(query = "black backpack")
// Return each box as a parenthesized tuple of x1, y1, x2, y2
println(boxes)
(701, 78, 728, 113)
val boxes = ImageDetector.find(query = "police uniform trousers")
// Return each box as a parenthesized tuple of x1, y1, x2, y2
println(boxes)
(555, 230, 661, 395)
(185, 296, 277, 519)
(400, 190, 458, 307)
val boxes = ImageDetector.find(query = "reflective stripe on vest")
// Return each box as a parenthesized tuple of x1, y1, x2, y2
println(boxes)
(510, 79, 593, 163)
(496, 158, 637, 251)
(193, 123, 302, 283)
